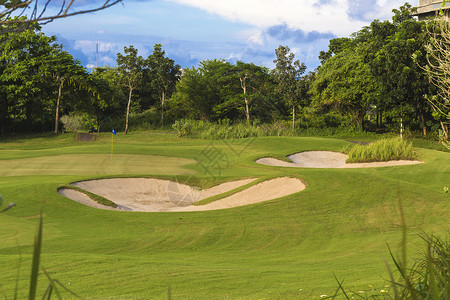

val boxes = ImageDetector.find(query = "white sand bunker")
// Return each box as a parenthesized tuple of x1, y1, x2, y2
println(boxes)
(58, 177, 305, 212)
(256, 151, 422, 168)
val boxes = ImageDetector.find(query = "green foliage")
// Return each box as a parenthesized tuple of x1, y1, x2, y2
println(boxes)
(311, 47, 377, 129)
(172, 119, 192, 137)
(168, 59, 278, 123)
(346, 138, 417, 163)
(200, 122, 261, 139)
(146, 43, 180, 126)
(116, 45, 145, 134)
(273, 45, 307, 129)
(59, 113, 97, 133)
(60, 115, 83, 132)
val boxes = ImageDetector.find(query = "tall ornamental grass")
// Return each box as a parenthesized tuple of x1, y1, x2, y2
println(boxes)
(346, 138, 417, 163)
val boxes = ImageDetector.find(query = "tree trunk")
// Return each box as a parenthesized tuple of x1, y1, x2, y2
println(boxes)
(54, 80, 64, 134)
(0, 115, 4, 137)
(161, 90, 165, 126)
(441, 120, 449, 139)
(240, 75, 250, 124)
(125, 86, 133, 134)
(292, 105, 295, 130)
(419, 111, 427, 136)
(245, 97, 250, 124)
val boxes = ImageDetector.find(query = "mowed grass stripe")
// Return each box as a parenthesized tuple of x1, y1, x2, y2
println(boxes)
(0, 154, 196, 176)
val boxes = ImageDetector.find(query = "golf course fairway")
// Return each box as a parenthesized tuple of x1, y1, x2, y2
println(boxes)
(0, 132, 449, 299)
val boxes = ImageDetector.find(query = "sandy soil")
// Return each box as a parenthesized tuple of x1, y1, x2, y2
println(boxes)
(255, 151, 423, 168)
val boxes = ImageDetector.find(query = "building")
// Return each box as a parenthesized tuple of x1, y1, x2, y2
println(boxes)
(414, 0, 450, 21)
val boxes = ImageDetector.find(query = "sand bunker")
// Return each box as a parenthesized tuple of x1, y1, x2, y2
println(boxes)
(58, 177, 305, 212)
(256, 151, 422, 168)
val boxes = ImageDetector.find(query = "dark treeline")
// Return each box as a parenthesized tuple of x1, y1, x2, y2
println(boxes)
(0, 3, 447, 138)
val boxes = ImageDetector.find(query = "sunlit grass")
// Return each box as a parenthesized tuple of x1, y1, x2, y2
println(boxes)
(346, 138, 418, 163)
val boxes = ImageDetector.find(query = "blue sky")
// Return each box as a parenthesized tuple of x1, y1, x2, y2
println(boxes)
(39, 0, 411, 71)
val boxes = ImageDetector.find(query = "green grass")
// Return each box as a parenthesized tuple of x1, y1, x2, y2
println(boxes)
(58, 185, 118, 208)
(0, 132, 449, 299)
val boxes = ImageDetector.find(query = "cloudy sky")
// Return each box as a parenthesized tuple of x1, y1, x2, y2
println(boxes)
(38, 0, 411, 71)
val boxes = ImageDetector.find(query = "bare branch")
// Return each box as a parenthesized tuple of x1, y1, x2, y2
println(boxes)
(0, 0, 123, 26)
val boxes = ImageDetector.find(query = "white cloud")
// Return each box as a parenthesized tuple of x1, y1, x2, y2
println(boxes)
(248, 30, 265, 46)
(167, 0, 410, 37)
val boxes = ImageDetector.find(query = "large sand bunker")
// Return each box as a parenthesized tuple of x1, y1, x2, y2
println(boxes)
(59, 177, 305, 212)
(256, 151, 422, 168)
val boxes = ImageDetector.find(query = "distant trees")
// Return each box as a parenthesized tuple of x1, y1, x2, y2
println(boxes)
(169, 59, 276, 123)
(0, 21, 89, 136)
(147, 44, 180, 125)
(273, 45, 307, 130)
(311, 48, 377, 129)
(116, 46, 144, 134)
(312, 3, 435, 133)
(0, 3, 445, 139)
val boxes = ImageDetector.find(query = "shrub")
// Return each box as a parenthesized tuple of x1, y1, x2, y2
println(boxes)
(60, 115, 83, 132)
(346, 138, 417, 163)
(172, 119, 192, 137)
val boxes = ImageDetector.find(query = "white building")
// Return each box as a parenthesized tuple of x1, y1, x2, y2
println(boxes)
(414, 0, 450, 21)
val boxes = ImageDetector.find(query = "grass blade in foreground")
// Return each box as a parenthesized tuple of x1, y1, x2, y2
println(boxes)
(28, 212, 43, 300)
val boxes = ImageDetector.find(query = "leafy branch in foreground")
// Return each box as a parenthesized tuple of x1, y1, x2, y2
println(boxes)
(0, 0, 122, 28)
(415, 16, 450, 149)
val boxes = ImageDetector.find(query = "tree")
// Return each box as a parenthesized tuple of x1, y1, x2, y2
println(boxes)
(89, 66, 126, 125)
(146, 44, 180, 126)
(311, 49, 377, 129)
(43, 49, 88, 133)
(420, 17, 450, 147)
(369, 3, 432, 135)
(235, 61, 272, 124)
(272, 45, 306, 129)
(116, 45, 144, 134)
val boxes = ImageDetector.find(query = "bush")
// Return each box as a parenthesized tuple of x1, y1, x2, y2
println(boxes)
(346, 138, 417, 163)
(200, 122, 261, 139)
(172, 119, 192, 137)
(60, 115, 83, 132)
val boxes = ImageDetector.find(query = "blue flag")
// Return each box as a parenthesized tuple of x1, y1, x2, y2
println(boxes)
(112, 128, 117, 135)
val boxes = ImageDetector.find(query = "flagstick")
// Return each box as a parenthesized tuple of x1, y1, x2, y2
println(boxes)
(111, 131, 114, 160)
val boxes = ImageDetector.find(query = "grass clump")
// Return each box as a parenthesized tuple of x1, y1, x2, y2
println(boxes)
(346, 138, 417, 163)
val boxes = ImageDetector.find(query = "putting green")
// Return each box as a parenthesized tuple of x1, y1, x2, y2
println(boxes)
(0, 154, 196, 176)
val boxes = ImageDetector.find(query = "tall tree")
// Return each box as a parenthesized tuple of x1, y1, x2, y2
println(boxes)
(272, 45, 306, 129)
(311, 49, 377, 129)
(420, 15, 450, 146)
(43, 49, 88, 133)
(369, 3, 432, 135)
(147, 44, 180, 126)
(116, 46, 144, 134)
(235, 61, 272, 124)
